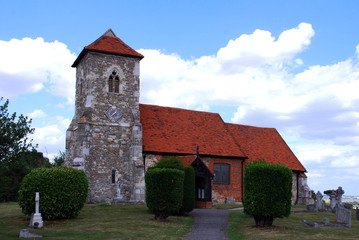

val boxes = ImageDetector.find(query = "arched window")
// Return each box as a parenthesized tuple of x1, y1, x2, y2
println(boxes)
(108, 70, 120, 93)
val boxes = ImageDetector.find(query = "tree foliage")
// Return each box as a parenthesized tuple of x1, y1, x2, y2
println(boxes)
(0, 150, 51, 202)
(0, 98, 36, 163)
(53, 151, 65, 167)
(243, 160, 292, 227)
(0, 98, 52, 201)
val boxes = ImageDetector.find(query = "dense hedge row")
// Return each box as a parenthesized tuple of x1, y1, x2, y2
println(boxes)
(18, 167, 88, 220)
(145, 168, 184, 220)
(151, 157, 185, 171)
(243, 160, 292, 227)
(145, 157, 195, 219)
(181, 166, 195, 213)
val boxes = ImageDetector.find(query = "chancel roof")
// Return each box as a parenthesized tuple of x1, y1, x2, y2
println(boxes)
(140, 104, 306, 172)
(226, 123, 306, 172)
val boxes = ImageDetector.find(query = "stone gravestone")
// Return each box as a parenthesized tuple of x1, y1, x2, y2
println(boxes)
(329, 191, 337, 212)
(323, 217, 330, 226)
(29, 192, 43, 228)
(336, 187, 344, 205)
(19, 229, 42, 238)
(356, 207, 359, 221)
(335, 204, 351, 228)
(315, 191, 325, 211)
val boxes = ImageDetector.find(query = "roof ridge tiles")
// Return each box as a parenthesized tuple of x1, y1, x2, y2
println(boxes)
(72, 29, 143, 67)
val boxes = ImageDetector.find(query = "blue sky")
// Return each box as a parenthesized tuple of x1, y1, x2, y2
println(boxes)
(1, 1, 359, 196)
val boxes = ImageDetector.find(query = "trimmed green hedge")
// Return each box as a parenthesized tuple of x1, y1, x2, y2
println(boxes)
(243, 160, 292, 227)
(181, 166, 195, 213)
(18, 167, 88, 220)
(151, 157, 195, 215)
(145, 168, 184, 220)
(152, 157, 185, 171)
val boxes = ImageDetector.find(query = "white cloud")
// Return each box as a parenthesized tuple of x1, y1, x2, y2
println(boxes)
(139, 23, 317, 113)
(32, 116, 71, 159)
(216, 22, 314, 72)
(0, 37, 76, 103)
(28, 109, 47, 119)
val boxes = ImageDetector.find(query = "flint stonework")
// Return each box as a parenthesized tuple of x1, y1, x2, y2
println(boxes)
(65, 51, 144, 204)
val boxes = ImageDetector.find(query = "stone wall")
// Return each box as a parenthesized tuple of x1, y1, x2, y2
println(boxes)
(65, 52, 144, 203)
(292, 172, 298, 204)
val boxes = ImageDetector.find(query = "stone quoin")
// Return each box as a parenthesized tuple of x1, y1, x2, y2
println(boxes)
(65, 29, 310, 206)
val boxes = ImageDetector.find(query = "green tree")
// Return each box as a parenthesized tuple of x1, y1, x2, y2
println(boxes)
(53, 151, 65, 167)
(0, 150, 51, 201)
(0, 98, 49, 201)
(0, 98, 36, 163)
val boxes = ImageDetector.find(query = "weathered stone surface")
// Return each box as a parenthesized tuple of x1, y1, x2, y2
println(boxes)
(65, 51, 144, 204)
(297, 174, 313, 205)
(335, 204, 351, 227)
(19, 229, 42, 238)
(306, 204, 317, 212)
(323, 217, 330, 225)
(316, 191, 325, 211)
(356, 207, 359, 220)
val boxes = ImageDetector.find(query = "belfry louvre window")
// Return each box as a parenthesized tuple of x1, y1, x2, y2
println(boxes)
(108, 71, 120, 93)
(213, 164, 230, 185)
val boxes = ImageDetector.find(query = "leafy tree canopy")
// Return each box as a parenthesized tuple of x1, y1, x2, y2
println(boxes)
(0, 98, 37, 163)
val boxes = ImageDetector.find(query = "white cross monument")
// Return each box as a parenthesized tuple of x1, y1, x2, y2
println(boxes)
(29, 192, 43, 228)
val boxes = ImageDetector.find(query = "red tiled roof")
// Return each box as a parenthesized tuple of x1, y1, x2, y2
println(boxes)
(72, 29, 143, 67)
(226, 123, 306, 172)
(139, 104, 247, 158)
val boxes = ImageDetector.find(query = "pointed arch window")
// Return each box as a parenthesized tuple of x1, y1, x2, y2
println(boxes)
(108, 70, 120, 93)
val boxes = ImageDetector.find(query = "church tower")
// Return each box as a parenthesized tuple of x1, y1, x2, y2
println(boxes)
(65, 29, 145, 203)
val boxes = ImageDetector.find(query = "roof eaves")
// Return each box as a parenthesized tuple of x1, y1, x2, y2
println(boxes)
(143, 150, 247, 160)
(72, 48, 143, 68)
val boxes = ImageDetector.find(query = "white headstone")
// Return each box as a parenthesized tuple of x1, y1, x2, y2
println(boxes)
(29, 192, 43, 228)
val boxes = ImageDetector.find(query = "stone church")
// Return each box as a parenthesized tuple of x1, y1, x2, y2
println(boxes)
(65, 29, 311, 207)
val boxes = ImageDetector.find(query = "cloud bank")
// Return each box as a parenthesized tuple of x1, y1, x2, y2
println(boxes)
(0, 37, 76, 103)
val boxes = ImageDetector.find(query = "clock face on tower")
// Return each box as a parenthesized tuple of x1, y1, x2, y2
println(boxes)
(105, 106, 122, 122)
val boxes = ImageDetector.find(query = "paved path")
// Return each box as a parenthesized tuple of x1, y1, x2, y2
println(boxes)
(184, 209, 230, 240)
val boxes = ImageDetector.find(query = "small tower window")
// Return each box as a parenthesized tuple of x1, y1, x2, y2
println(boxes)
(108, 70, 120, 93)
(112, 170, 116, 184)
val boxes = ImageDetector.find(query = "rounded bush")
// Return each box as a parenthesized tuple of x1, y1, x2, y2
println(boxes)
(153, 157, 185, 171)
(243, 160, 292, 227)
(18, 167, 88, 220)
(145, 168, 184, 220)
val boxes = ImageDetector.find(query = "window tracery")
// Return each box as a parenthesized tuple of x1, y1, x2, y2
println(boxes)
(108, 70, 120, 93)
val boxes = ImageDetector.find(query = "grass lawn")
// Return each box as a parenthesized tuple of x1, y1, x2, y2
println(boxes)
(0, 202, 194, 240)
(227, 205, 359, 240)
